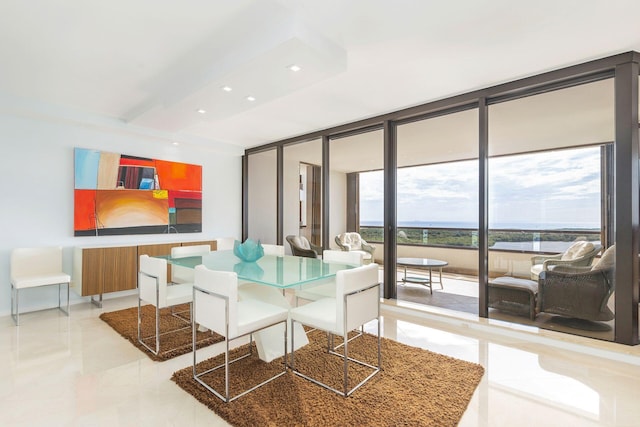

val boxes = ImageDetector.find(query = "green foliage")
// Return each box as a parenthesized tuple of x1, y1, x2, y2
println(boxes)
(359, 226, 599, 249)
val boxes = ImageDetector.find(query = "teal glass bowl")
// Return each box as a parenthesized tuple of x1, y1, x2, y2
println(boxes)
(233, 239, 264, 262)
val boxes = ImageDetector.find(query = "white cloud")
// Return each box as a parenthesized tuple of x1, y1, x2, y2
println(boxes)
(359, 145, 601, 227)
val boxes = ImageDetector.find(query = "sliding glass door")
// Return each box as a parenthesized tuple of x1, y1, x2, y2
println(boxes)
(329, 130, 383, 261)
(283, 139, 323, 254)
(247, 149, 278, 244)
(394, 108, 479, 312)
(487, 78, 615, 340)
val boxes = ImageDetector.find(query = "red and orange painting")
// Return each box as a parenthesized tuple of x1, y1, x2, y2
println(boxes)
(74, 148, 202, 236)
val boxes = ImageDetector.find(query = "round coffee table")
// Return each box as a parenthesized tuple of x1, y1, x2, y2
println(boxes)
(397, 258, 448, 294)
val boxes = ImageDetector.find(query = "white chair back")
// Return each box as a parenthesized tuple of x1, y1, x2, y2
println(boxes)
(262, 244, 285, 257)
(335, 263, 379, 333)
(11, 247, 63, 281)
(171, 244, 210, 258)
(139, 255, 168, 308)
(194, 265, 239, 338)
(215, 237, 236, 251)
(171, 245, 211, 283)
(322, 250, 363, 266)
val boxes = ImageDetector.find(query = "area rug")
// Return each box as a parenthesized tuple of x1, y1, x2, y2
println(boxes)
(99, 304, 224, 362)
(171, 330, 485, 426)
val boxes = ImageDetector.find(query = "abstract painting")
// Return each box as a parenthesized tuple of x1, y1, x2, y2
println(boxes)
(74, 148, 202, 236)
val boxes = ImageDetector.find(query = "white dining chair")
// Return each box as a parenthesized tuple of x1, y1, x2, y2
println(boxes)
(215, 237, 236, 251)
(289, 263, 381, 397)
(192, 265, 289, 402)
(261, 244, 285, 256)
(10, 246, 71, 325)
(170, 244, 211, 284)
(295, 250, 363, 302)
(138, 255, 193, 356)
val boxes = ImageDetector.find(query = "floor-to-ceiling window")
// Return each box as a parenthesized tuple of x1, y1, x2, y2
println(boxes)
(392, 108, 479, 312)
(487, 78, 615, 340)
(243, 52, 639, 345)
(329, 129, 384, 261)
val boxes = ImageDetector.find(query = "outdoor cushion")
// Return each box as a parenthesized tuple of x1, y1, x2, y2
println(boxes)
(292, 236, 311, 250)
(591, 245, 615, 271)
(341, 233, 363, 250)
(561, 241, 595, 261)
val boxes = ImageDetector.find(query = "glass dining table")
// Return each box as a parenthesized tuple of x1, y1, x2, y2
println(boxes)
(159, 250, 354, 289)
(157, 250, 356, 361)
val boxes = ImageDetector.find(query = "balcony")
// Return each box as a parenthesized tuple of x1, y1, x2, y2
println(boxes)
(359, 225, 610, 340)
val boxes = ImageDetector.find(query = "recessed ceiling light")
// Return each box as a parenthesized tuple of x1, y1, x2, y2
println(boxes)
(197, 108, 206, 114)
(288, 64, 301, 72)
(246, 96, 256, 102)
(221, 86, 232, 92)
(172, 141, 179, 146)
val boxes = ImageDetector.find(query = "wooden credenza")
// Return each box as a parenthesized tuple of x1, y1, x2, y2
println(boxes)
(73, 240, 217, 306)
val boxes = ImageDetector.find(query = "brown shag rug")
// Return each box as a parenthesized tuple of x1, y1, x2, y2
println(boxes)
(171, 330, 485, 426)
(99, 304, 224, 362)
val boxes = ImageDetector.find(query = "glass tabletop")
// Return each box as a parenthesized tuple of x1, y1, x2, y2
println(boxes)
(157, 250, 355, 289)
(397, 257, 448, 267)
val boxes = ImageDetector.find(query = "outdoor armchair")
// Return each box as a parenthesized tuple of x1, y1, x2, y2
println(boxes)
(286, 235, 322, 258)
(538, 245, 615, 322)
(334, 232, 375, 263)
(530, 241, 602, 280)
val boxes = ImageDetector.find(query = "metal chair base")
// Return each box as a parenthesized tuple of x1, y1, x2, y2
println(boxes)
(11, 282, 70, 326)
(193, 321, 288, 403)
(290, 319, 381, 397)
(137, 300, 192, 356)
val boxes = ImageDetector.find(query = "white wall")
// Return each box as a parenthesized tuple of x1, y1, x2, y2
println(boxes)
(0, 103, 243, 316)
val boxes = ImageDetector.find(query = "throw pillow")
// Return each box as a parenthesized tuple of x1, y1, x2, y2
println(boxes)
(561, 240, 595, 260)
(591, 245, 615, 271)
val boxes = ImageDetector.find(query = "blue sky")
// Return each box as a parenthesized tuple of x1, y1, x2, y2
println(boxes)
(359, 146, 601, 228)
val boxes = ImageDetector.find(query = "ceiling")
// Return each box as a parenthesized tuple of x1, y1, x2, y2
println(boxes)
(1, 0, 639, 150)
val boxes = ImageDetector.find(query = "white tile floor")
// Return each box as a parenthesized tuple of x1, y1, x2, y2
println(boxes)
(2, 294, 640, 426)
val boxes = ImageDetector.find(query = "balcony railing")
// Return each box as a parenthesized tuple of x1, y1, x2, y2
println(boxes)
(360, 225, 601, 253)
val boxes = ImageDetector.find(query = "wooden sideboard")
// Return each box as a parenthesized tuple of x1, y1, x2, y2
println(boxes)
(72, 240, 217, 306)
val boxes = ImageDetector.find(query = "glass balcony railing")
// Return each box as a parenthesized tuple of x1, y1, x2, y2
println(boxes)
(360, 225, 601, 253)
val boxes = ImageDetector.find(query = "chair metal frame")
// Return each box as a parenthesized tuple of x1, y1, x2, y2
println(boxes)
(290, 281, 381, 397)
(10, 247, 70, 326)
(137, 269, 192, 356)
(192, 284, 288, 402)
(11, 281, 70, 326)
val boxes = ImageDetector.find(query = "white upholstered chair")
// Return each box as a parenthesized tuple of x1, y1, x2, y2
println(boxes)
(138, 255, 193, 356)
(261, 244, 285, 257)
(289, 263, 381, 397)
(295, 250, 363, 302)
(10, 246, 70, 325)
(170, 244, 211, 284)
(215, 237, 236, 251)
(192, 265, 289, 402)
(335, 232, 375, 263)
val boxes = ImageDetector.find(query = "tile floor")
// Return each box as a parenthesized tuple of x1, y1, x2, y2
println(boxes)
(2, 294, 640, 426)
